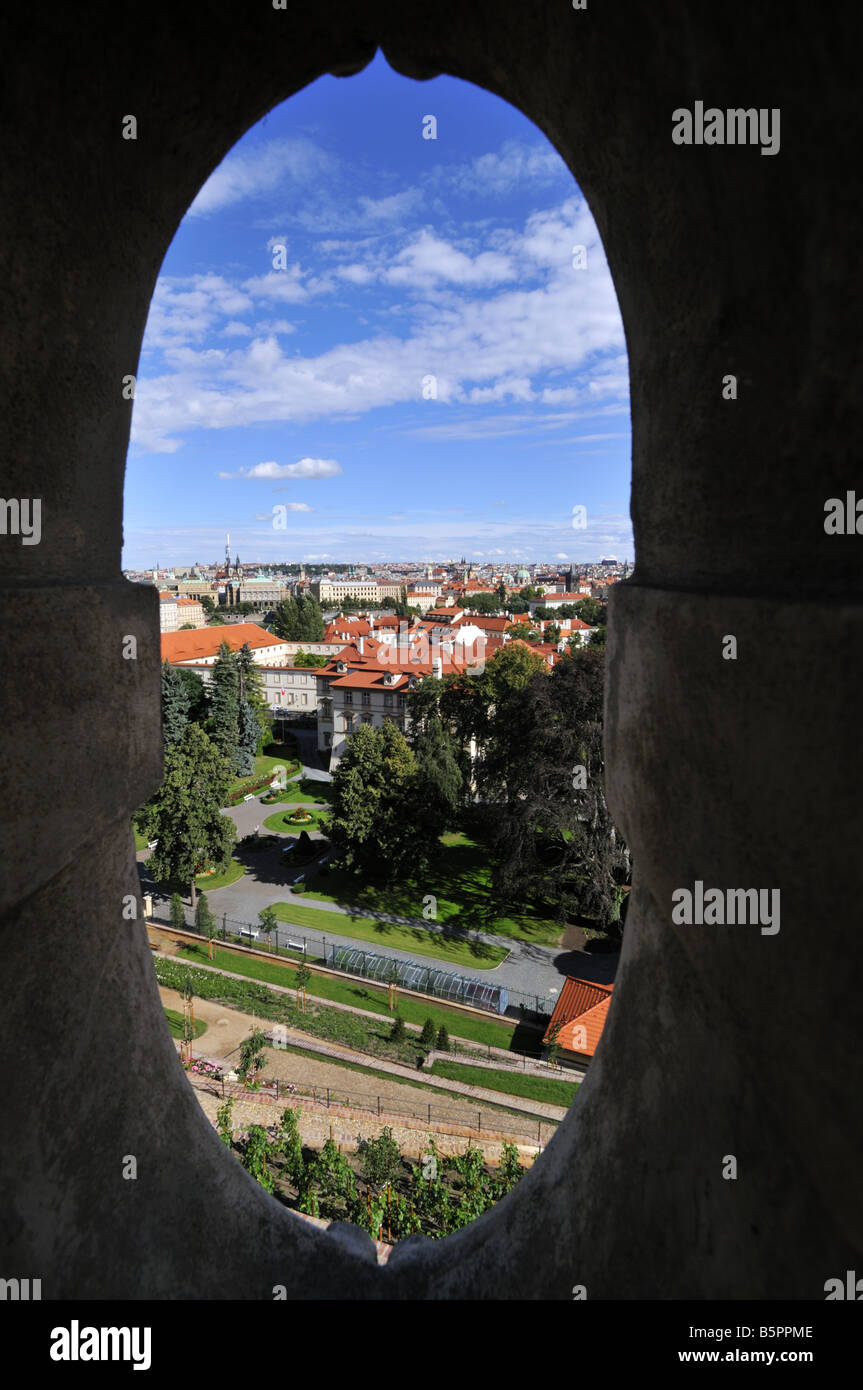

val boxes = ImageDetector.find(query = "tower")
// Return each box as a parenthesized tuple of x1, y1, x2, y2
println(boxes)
(225, 533, 231, 572)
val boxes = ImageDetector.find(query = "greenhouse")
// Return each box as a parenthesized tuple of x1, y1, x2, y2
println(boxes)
(327, 945, 509, 1015)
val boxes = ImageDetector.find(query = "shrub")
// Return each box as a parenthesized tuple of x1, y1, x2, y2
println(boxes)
(170, 893, 185, 930)
(436, 1025, 451, 1053)
(390, 1015, 406, 1043)
(420, 1018, 437, 1050)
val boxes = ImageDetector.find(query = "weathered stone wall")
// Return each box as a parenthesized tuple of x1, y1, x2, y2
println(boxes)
(1, 0, 860, 1298)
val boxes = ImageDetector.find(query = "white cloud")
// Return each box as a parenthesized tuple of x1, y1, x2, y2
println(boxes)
(384, 230, 515, 289)
(219, 458, 341, 481)
(439, 140, 569, 197)
(131, 195, 627, 452)
(358, 189, 424, 221)
(242, 268, 311, 304)
(188, 137, 336, 216)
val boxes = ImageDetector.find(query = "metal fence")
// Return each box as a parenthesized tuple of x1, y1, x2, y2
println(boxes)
(146, 900, 554, 1020)
(209, 1073, 554, 1147)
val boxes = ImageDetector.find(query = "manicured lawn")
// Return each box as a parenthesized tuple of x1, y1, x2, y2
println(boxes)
(151, 858, 246, 895)
(175, 941, 514, 1047)
(301, 830, 562, 946)
(429, 1060, 579, 1107)
(263, 808, 329, 833)
(275, 777, 332, 806)
(133, 824, 148, 851)
(163, 1008, 208, 1040)
(270, 901, 508, 970)
(193, 859, 245, 891)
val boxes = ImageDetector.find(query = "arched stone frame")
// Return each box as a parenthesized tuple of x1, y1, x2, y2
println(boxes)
(1, 1, 860, 1299)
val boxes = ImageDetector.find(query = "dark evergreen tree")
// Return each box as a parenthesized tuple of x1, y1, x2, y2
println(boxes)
(235, 642, 270, 747)
(486, 647, 628, 925)
(161, 660, 190, 746)
(420, 1018, 437, 1049)
(209, 642, 240, 767)
(297, 592, 324, 641)
(236, 700, 258, 776)
(411, 713, 463, 843)
(140, 724, 236, 907)
(176, 666, 209, 725)
(271, 595, 299, 641)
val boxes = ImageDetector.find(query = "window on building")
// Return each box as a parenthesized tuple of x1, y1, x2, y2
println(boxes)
(398, 694, 407, 708)
(344, 692, 353, 704)
(361, 692, 371, 706)
(384, 692, 393, 706)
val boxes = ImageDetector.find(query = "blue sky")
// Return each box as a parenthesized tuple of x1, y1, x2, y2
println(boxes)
(124, 53, 633, 571)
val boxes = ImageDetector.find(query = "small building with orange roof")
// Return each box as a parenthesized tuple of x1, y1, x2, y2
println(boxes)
(543, 978, 614, 1067)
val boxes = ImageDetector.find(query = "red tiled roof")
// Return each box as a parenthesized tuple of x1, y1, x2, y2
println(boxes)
(464, 615, 511, 632)
(161, 624, 284, 663)
(543, 978, 614, 1057)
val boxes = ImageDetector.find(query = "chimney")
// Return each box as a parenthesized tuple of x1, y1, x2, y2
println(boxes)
(368, 614, 374, 630)
(357, 636, 364, 655)
(432, 656, 443, 679)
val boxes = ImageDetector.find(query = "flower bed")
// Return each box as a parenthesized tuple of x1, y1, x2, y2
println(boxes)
(227, 761, 300, 806)
(188, 1059, 224, 1081)
(287, 809, 313, 824)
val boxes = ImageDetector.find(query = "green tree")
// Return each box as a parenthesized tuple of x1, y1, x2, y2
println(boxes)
(235, 643, 270, 748)
(588, 625, 607, 649)
(275, 1106, 304, 1185)
(161, 660, 190, 747)
(390, 1015, 406, 1043)
(545, 1020, 564, 1069)
(258, 904, 278, 951)
(495, 582, 507, 607)
(240, 1125, 275, 1193)
(208, 611, 226, 626)
(436, 1025, 450, 1052)
(140, 724, 236, 907)
(194, 892, 216, 957)
(293, 649, 328, 668)
(546, 622, 562, 645)
(169, 891, 185, 930)
(357, 1126, 402, 1194)
(238, 1026, 268, 1083)
(299, 592, 324, 642)
(210, 642, 240, 768)
(236, 700, 258, 776)
(176, 666, 208, 725)
(410, 712, 463, 842)
(216, 1096, 234, 1147)
(485, 646, 629, 925)
(271, 595, 299, 641)
(326, 722, 423, 883)
(572, 597, 605, 626)
(420, 1018, 437, 1050)
(200, 594, 216, 618)
(295, 962, 312, 1012)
